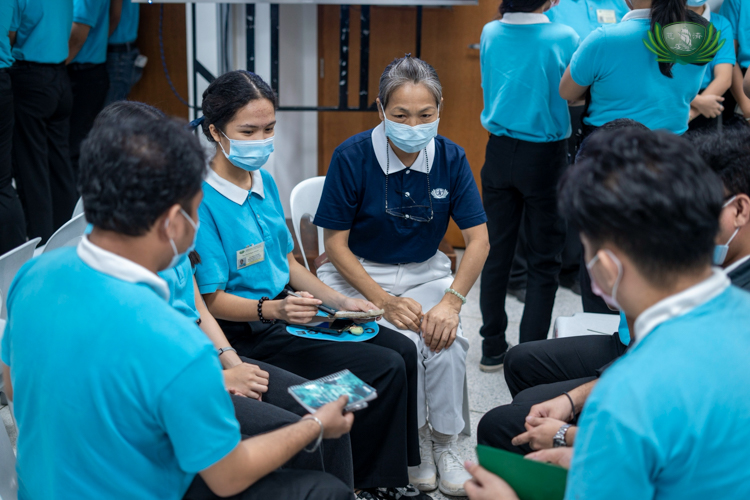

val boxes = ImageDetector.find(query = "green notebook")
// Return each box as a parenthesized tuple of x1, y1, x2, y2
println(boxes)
(476, 445, 568, 500)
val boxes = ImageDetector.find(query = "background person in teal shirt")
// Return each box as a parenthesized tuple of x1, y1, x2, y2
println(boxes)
(478, 0, 579, 371)
(105, 0, 143, 104)
(0, 0, 26, 254)
(545, 0, 628, 40)
(465, 128, 750, 500)
(719, 0, 750, 124)
(560, 0, 709, 135)
(67, 0, 114, 178)
(8, 0, 77, 244)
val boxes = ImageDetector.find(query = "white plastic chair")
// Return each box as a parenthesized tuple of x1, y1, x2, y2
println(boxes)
(289, 177, 472, 435)
(553, 312, 621, 339)
(0, 413, 17, 500)
(72, 196, 84, 218)
(289, 176, 327, 271)
(41, 214, 87, 255)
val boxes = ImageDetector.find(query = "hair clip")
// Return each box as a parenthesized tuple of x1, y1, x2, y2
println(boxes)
(188, 116, 205, 129)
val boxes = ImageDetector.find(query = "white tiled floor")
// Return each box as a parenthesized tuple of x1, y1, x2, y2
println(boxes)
(0, 249, 584, 498)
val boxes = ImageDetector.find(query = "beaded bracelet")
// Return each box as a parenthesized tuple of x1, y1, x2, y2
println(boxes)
(258, 296, 275, 324)
(444, 288, 467, 305)
(563, 391, 576, 422)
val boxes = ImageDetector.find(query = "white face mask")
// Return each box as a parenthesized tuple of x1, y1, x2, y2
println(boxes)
(713, 196, 739, 266)
(380, 102, 440, 154)
(586, 250, 623, 311)
(166, 208, 199, 269)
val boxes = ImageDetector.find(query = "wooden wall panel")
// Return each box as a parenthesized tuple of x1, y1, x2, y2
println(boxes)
(127, 5, 189, 120)
(318, 0, 499, 247)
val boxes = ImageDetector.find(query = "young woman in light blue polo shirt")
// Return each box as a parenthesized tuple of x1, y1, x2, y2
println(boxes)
(720, 0, 750, 124)
(478, 0, 579, 371)
(194, 70, 427, 499)
(560, 0, 710, 135)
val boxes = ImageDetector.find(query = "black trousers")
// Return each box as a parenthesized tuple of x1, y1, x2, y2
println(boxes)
(479, 135, 568, 357)
(0, 71, 26, 254)
(9, 62, 77, 243)
(477, 333, 627, 454)
(217, 319, 419, 490)
(68, 63, 109, 178)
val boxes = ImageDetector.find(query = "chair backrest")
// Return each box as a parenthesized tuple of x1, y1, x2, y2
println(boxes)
(72, 196, 84, 219)
(289, 177, 326, 271)
(553, 312, 621, 339)
(0, 416, 17, 500)
(0, 238, 41, 321)
(43, 214, 87, 255)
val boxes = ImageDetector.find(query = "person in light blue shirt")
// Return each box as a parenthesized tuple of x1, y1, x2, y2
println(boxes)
(687, 0, 735, 131)
(8, 0, 77, 244)
(719, 0, 750, 123)
(561, 0, 709, 135)
(545, 0, 629, 40)
(105, 0, 143, 104)
(465, 129, 750, 500)
(1, 111, 353, 499)
(0, 0, 27, 254)
(478, 0, 579, 374)
(68, 0, 113, 178)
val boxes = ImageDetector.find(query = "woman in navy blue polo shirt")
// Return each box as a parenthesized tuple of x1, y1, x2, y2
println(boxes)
(314, 55, 489, 498)
(193, 70, 426, 499)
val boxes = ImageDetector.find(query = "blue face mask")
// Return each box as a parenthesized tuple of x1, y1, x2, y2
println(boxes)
(687, 0, 708, 6)
(219, 130, 274, 171)
(167, 208, 200, 270)
(713, 196, 738, 266)
(380, 103, 440, 154)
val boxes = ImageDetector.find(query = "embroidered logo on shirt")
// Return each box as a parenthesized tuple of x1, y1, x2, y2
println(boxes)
(431, 188, 449, 199)
(644, 22, 723, 66)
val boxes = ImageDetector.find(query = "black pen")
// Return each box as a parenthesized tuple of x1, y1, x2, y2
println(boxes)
(285, 290, 337, 316)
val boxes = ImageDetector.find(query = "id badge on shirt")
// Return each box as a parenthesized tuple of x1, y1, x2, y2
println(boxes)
(597, 9, 616, 23)
(237, 242, 265, 270)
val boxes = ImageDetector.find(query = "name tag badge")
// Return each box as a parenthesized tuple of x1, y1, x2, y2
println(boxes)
(237, 242, 265, 270)
(597, 9, 616, 23)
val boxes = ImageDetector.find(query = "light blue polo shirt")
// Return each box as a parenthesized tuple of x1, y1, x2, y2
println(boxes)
(480, 14, 580, 142)
(10, 0, 73, 64)
(1, 243, 239, 499)
(72, 0, 110, 64)
(699, 11, 735, 90)
(545, 0, 629, 40)
(195, 167, 295, 300)
(159, 253, 201, 323)
(0, 0, 14, 68)
(720, 0, 749, 68)
(570, 12, 707, 134)
(566, 277, 750, 499)
(109, 0, 140, 45)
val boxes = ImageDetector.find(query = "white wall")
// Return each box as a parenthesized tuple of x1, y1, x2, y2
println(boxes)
(187, 3, 319, 215)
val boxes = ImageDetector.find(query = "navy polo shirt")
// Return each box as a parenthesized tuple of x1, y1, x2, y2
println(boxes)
(314, 126, 487, 265)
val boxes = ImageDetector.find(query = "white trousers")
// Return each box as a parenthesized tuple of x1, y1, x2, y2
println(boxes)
(317, 251, 469, 435)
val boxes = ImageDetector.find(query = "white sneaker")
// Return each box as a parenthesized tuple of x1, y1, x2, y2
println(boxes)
(435, 449, 472, 497)
(408, 426, 438, 492)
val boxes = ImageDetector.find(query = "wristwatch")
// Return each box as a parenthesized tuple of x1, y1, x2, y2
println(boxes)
(217, 346, 237, 357)
(553, 423, 572, 448)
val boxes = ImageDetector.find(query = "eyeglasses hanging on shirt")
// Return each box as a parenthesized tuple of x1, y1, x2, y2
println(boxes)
(384, 139, 434, 223)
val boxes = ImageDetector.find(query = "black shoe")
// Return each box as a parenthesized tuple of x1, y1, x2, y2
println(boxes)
(480, 351, 506, 373)
(507, 287, 526, 303)
(366, 485, 433, 499)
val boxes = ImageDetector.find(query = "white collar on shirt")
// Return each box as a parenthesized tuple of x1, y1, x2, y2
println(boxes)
(205, 167, 265, 206)
(724, 254, 750, 275)
(371, 121, 435, 176)
(77, 235, 170, 301)
(621, 9, 650, 21)
(700, 3, 711, 22)
(500, 12, 552, 24)
(632, 268, 730, 346)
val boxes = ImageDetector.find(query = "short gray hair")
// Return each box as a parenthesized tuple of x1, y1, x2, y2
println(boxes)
(378, 55, 442, 110)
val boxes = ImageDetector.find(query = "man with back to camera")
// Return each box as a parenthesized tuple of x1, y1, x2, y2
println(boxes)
(465, 128, 750, 499)
(1, 115, 354, 499)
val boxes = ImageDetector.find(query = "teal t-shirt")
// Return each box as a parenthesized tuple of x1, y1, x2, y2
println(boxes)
(159, 253, 201, 323)
(566, 286, 750, 499)
(545, 0, 629, 40)
(480, 19, 580, 142)
(10, 0, 73, 64)
(72, 0, 110, 64)
(195, 168, 295, 300)
(0, 0, 14, 68)
(1, 249, 240, 499)
(109, 0, 140, 45)
(570, 17, 707, 134)
(699, 12, 735, 90)
(720, 0, 749, 68)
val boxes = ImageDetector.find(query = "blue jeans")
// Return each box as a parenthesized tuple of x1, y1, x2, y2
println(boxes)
(104, 47, 143, 105)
